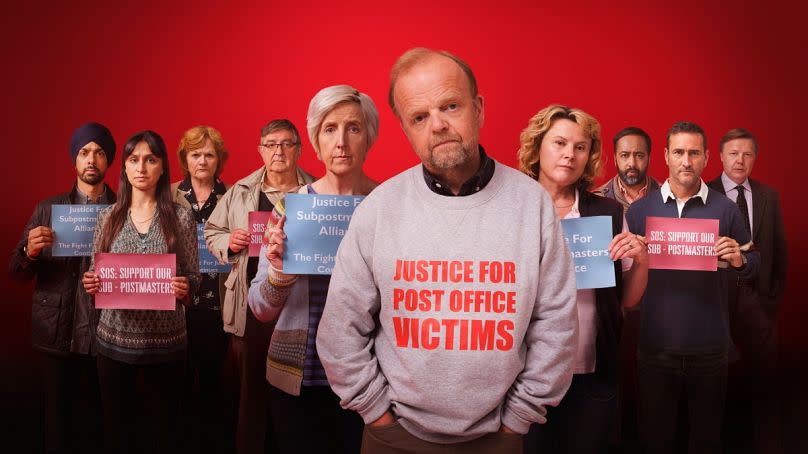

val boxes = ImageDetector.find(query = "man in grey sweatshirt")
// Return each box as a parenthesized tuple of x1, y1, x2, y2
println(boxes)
(316, 47, 578, 453)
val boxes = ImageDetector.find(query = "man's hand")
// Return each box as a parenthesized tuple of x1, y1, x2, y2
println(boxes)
(82, 271, 100, 294)
(499, 424, 518, 434)
(26, 226, 54, 258)
(228, 228, 250, 254)
(715, 236, 744, 268)
(608, 232, 647, 262)
(369, 410, 396, 428)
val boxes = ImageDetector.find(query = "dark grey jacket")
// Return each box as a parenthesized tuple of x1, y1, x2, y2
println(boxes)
(9, 184, 115, 356)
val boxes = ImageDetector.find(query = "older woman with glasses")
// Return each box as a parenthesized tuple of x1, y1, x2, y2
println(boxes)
(518, 105, 648, 454)
(248, 84, 379, 453)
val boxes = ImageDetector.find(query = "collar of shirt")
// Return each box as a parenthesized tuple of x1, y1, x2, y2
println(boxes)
(720, 172, 751, 194)
(261, 167, 308, 195)
(73, 183, 108, 204)
(179, 176, 227, 206)
(421, 145, 495, 196)
(563, 189, 582, 220)
(616, 175, 650, 204)
(660, 178, 709, 216)
(660, 178, 709, 203)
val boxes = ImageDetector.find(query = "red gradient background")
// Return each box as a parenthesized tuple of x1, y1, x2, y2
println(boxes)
(2, 0, 806, 449)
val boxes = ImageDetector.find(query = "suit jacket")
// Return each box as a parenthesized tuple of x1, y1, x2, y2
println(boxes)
(707, 175, 787, 313)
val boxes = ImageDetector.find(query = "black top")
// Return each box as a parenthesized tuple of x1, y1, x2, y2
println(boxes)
(178, 176, 227, 310)
(422, 145, 495, 196)
(9, 183, 116, 356)
(578, 190, 625, 386)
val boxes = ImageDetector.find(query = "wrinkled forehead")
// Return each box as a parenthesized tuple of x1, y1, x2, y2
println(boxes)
(668, 132, 705, 151)
(616, 135, 649, 153)
(721, 138, 756, 154)
(261, 129, 296, 143)
(394, 55, 473, 108)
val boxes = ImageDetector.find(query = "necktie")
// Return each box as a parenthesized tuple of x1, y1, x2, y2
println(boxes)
(735, 185, 751, 236)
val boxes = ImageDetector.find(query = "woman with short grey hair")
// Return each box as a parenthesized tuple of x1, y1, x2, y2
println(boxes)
(248, 84, 379, 453)
(306, 84, 379, 161)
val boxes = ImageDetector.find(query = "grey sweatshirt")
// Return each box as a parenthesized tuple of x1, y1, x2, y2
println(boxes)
(316, 162, 578, 444)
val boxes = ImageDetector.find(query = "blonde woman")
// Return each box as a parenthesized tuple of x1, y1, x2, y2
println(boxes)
(518, 105, 648, 454)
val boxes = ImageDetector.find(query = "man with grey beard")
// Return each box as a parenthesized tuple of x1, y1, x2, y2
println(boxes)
(596, 127, 660, 213)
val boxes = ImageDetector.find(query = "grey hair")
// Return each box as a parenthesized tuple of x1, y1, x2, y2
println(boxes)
(306, 84, 379, 158)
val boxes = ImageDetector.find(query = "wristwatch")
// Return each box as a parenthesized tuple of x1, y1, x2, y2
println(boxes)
(22, 244, 38, 261)
(731, 253, 747, 270)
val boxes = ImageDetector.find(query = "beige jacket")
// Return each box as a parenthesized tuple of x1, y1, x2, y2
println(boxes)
(204, 166, 314, 336)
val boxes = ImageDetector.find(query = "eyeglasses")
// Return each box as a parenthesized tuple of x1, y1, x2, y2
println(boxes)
(260, 142, 298, 152)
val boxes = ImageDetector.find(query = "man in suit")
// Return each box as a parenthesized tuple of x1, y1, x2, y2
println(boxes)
(707, 128, 787, 454)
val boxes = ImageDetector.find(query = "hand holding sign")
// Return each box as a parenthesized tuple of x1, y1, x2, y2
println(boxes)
(609, 232, 647, 262)
(27, 226, 55, 258)
(265, 215, 286, 271)
(83, 271, 100, 294)
(171, 276, 190, 303)
(714, 236, 743, 268)
(228, 228, 250, 254)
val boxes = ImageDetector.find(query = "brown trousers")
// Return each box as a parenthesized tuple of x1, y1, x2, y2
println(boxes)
(361, 421, 523, 454)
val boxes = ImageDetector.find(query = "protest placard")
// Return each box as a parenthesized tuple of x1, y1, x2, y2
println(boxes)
(197, 224, 230, 273)
(50, 204, 110, 256)
(94, 253, 176, 310)
(560, 216, 616, 289)
(646, 216, 719, 271)
(283, 193, 364, 274)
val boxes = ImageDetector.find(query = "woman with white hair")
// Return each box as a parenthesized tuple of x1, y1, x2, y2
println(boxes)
(247, 84, 378, 453)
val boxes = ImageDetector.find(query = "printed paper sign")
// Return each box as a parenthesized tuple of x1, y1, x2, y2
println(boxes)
(282, 193, 364, 274)
(50, 204, 110, 256)
(197, 224, 230, 273)
(560, 216, 616, 289)
(248, 211, 272, 257)
(646, 216, 719, 271)
(94, 253, 176, 310)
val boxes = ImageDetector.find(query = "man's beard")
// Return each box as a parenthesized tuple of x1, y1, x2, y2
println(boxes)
(618, 167, 645, 186)
(79, 167, 105, 185)
(427, 133, 474, 170)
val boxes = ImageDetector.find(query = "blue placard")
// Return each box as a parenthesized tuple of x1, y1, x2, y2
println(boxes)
(198, 223, 231, 274)
(560, 216, 616, 289)
(51, 204, 110, 256)
(283, 193, 364, 275)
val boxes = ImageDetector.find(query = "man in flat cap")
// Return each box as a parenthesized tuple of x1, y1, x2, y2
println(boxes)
(9, 122, 117, 453)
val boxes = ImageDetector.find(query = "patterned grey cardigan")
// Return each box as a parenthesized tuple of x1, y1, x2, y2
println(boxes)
(91, 204, 200, 364)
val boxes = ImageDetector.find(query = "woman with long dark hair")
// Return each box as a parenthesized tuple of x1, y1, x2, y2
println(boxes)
(83, 130, 200, 454)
